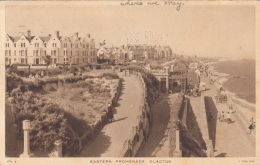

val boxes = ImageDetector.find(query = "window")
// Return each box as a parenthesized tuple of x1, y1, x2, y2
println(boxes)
(14, 43, 16, 47)
(5, 50, 8, 56)
(14, 50, 16, 56)
(21, 58, 25, 64)
(44, 43, 47, 47)
(9, 50, 11, 56)
(25, 50, 27, 56)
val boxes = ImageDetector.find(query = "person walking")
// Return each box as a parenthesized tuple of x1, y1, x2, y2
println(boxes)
(247, 117, 255, 134)
(247, 123, 254, 134)
(226, 112, 231, 124)
(219, 111, 225, 122)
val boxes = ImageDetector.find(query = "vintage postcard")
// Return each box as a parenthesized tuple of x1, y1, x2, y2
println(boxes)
(0, 1, 259, 165)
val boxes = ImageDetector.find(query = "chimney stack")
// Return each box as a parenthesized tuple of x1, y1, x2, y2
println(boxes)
(75, 32, 78, 37)
(27, 29, 31, 41)
(87, 34, 90, 38)
(56, 31, 59, 38)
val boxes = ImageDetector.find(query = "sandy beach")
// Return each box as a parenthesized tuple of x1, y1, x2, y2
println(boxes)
(208, 65, 255, 111)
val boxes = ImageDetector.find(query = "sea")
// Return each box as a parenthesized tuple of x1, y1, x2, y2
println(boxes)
(211, 59, 255, 105)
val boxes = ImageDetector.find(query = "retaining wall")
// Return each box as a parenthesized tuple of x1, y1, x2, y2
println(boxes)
(179, 94, 214, 157)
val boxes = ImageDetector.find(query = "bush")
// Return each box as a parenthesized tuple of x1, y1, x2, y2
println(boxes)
(94, 64, 101, 70)
(6, 73, 24, 93)
(69, 66, 78, 73)
(9, 88, 83, 153)
(101, 72, 119, 79)
(125, 65, 159, 105)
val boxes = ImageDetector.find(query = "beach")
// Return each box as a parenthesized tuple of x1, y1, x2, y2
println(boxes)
(207, 60, 255, 111)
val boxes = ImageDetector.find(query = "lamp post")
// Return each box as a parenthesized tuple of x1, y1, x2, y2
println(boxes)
(20, 120, 34, 157)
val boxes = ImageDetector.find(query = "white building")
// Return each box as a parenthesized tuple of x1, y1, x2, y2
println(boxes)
(5, 30, 97, 65)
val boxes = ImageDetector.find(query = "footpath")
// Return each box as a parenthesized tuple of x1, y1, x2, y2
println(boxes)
(188, 69, 255, 157)
(137, 93, 179, 157)
(79, 72, 143, 157)
(201, 75, 255, 157)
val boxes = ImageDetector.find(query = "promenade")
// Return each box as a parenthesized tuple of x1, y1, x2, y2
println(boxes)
(79, 72, 143, 157)
(202, 75, 255, 157)
(188, 69, 255, 157)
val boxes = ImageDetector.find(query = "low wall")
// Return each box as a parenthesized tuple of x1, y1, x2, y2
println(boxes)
(178, 94, 214, 157)
(79, 78, 123, 154)
(119, 71, 152, 157)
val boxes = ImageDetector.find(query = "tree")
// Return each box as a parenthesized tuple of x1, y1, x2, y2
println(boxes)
(42, 54, 52, 70)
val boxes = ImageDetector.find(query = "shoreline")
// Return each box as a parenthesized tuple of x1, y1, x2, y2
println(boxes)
(207, 65, 255, 111)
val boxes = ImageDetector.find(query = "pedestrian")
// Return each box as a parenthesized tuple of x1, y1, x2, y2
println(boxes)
(219, 111, 225, 122)
(247, 122, 254, 134)
(249, 117, 254, 125)
(229, 103, 236, 113)
(226, 112, 231, 123)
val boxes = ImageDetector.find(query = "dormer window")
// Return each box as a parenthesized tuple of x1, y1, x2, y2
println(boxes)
(14, 43, 16, 47)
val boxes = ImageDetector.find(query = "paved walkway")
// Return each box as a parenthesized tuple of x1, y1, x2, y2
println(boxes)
(188, 70, 255, 157)
(136, 93, 179, 157)
(79, 72, 143, 157)
(201, 74, 255, 157)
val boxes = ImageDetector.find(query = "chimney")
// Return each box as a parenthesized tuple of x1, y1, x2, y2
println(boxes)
(122, 45, 124, 49)
(56, 31, 59, 38)
(48, 34, 51, 37)
(27, 29, 31, 41)
(87, 34, 90, 38)
(75, 32, 78, 37)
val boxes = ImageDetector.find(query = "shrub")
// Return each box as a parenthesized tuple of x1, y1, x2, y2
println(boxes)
(6, 73, 24, 93)
(101, 72, 119, 79)
(69, 66, 78, 73)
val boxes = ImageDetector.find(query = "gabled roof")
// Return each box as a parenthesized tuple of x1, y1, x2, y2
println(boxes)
(9, 36, 20, 42)
(8, 34, 32, 42)
(60, 36, 71, 42)
(39, 36, 51, 42)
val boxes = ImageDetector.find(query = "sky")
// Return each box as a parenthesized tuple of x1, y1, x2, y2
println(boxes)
(5, 5, 255, 59)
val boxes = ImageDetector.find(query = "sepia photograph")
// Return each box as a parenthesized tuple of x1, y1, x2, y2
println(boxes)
(3, 2, 257, 162)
